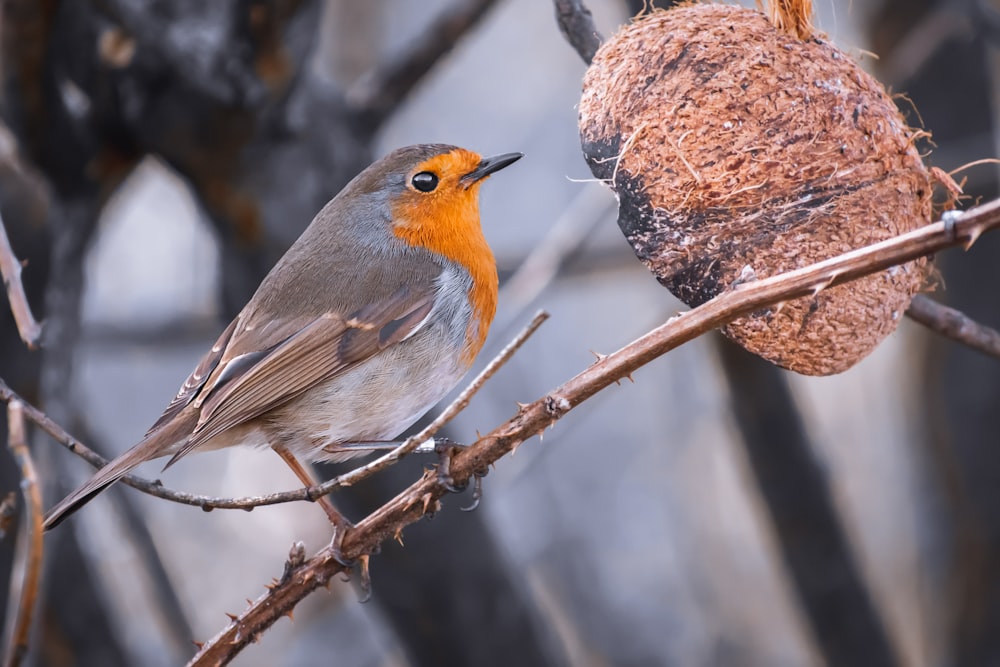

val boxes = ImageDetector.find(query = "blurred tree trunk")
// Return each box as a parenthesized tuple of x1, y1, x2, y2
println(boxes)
(716, 337, 900, 667)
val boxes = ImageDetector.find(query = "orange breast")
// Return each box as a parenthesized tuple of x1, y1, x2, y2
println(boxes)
(390, 150, 498, 364)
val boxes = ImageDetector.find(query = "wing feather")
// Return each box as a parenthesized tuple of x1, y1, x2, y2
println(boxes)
(163, 282, 437, 467)
(144, 318, 239, 437)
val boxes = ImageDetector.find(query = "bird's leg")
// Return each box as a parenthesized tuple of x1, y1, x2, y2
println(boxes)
(272, 445, 354, 563)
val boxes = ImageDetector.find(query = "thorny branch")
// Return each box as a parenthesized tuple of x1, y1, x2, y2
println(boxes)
(0, 217, 41, 349)
(2, 402, 43, 667)
(188, 196, 1000, 665)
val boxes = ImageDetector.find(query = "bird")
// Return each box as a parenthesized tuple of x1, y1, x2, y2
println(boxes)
(44, 143, 522, 539)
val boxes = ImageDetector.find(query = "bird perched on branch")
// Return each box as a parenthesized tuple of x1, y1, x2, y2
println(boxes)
(44, 144, 522, 545)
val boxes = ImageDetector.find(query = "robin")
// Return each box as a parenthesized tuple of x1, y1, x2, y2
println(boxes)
(44, 143, 522, 543)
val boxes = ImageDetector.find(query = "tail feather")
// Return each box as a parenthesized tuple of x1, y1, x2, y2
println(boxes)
(44, 411, 197, 531)
(44, 451, 145, 530)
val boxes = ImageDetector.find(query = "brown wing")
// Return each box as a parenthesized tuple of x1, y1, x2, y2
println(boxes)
(163, 282, 437, 467)
(145, 318, 239, 437)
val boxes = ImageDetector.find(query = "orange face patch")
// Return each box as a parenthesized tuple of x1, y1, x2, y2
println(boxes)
(390, 149, 499, 363)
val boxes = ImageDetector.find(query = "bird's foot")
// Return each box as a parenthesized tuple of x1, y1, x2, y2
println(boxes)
(433, 439, 485, 511)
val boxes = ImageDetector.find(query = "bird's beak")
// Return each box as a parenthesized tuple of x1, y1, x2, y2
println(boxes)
(461, 152, 523, 186)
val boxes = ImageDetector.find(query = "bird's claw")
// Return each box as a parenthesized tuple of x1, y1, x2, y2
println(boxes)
(432, 439, 487, 511)
(433, 438, 467, 493)
(355, 554, 372, 603)
(328, 518, 356, 569)
(329, 522, 373, 601)
(461, 473, 484, 512)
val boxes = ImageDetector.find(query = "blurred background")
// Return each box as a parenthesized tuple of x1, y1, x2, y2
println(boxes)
(0, 0, 998, 665)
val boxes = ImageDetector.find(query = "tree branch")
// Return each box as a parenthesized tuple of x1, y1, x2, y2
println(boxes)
(553, 0, 603, 65)
(0, 216, 41, 350)
(188, 197, 1000, 665)
(2, 401, 43, 667)
(346, 0, 502, 133)
(906, 293, 1000, 358)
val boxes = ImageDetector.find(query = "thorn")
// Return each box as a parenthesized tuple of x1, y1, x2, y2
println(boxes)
(515, 401, 530, 410)
(192, 640, 204, 650)
(810, 273, 837, 297)
(285, 609, 295, 621)
(394, 527, 405, 546)
(421, 493, 434, 513)
(590, 350, 607, 362)
(246, 599, 254, 607)
(965, 224, 984, 250)
(624, 372, 635, 383)
(510, 439, 522, 455)
(226, 612, 238, 622)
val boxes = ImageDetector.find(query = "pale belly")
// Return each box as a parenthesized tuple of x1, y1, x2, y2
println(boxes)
(258, 328, 470, 462)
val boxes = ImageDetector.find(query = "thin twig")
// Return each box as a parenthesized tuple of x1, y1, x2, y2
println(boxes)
(553, 0, 603, 65)
(906, 294, 1000, 358)
(3, 401, 43, 667)
(0, 311, 548, 513)
(188, 196, 1000, 666)
(0, 216, 41, 349)
(346, 0, 501, 133)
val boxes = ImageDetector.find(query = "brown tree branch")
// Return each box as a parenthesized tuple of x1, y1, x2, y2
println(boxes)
(346, 0, 502, 133)
(906, 293, 1000, 358)
(188, 196, 1000, 665)
(0, 216, 41, 350)
(553, 0, 603, 65)
(2, 401, 43, 667)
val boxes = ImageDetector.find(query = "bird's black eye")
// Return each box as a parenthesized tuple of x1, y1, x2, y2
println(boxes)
(411, 171, 439, 192)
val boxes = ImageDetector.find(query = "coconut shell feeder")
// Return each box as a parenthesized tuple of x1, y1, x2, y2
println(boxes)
(578, 0, 934, 376)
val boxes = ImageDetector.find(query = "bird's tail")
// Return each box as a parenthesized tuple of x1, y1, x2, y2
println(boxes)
(44, 413, 195, 531)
